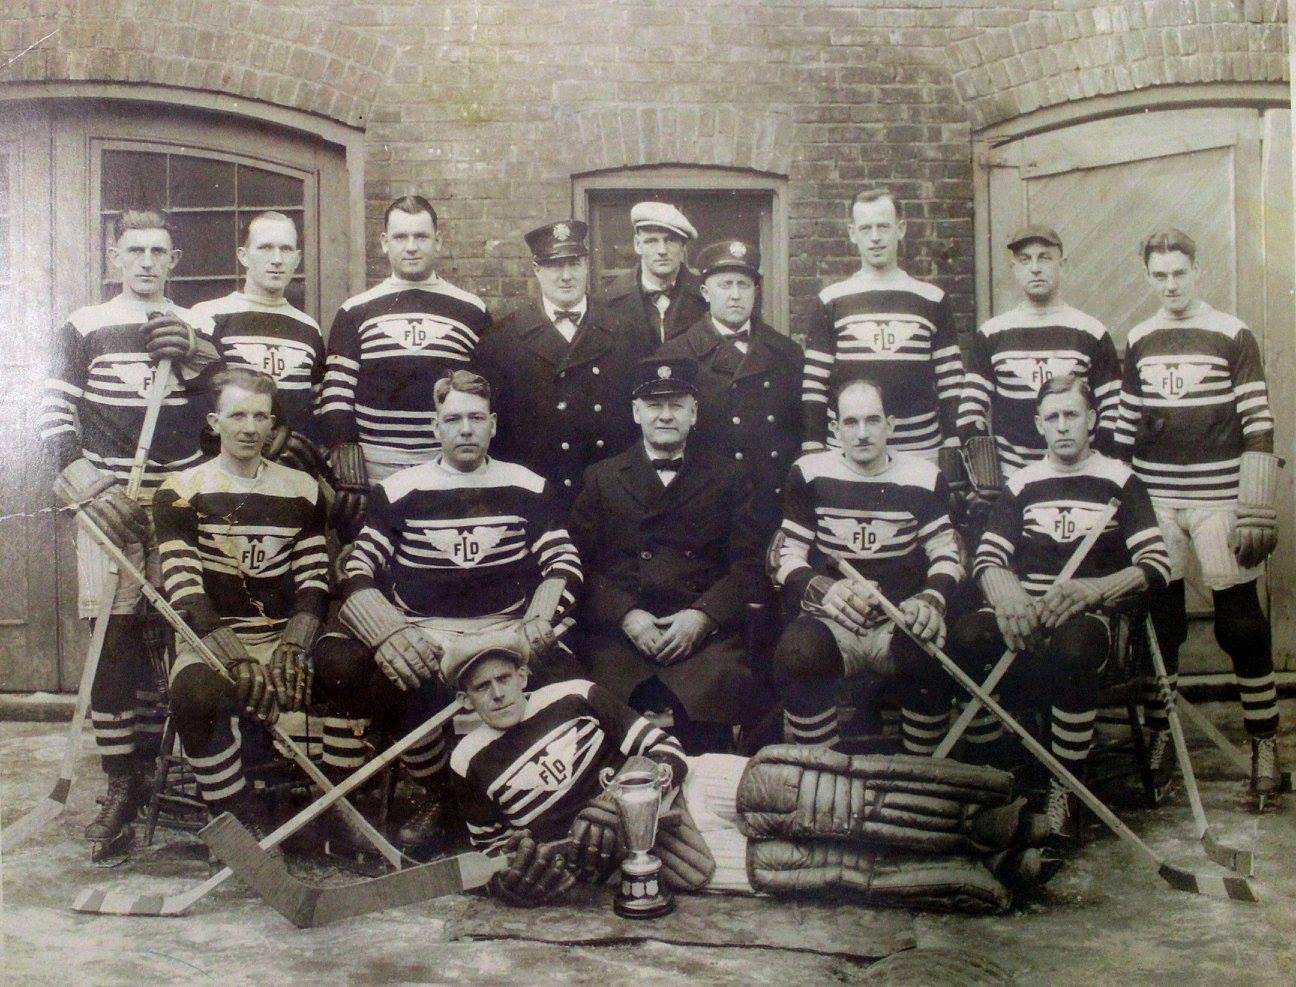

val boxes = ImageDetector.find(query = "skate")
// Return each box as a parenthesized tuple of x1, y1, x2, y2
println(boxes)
(396, 799, 449, 853)
(85, 772, 146, 866)
(1147, 729, 1176, 804)
(1044, 778, 1078, 854)
(1248, 735, 1283, 813)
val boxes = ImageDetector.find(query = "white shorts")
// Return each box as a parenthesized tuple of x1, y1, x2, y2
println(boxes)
(1153, 501, 1260, 591)
(169, 633, 276, 683)
(75, 525, 147, 619)
(363, 449, 436, 485)
(817, 615, 898, 677)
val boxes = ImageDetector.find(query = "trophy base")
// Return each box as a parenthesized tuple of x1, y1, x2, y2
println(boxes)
(613, 866, 675, 920)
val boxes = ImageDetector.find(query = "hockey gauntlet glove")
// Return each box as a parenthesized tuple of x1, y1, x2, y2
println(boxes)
(1232, 451, 1281, 568)
(205, 626, 277, 724)
(269, 612, 320, 711)
(54, 458, 150, 550)
(490, 832, 576, 908)
(328, 441, 369, 535)
(143, 313, 218, 370)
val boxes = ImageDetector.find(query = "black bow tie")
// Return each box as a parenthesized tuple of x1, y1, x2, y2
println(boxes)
(553, 309, 581, 323)
(645, 288, 672, 304)
(651, 457, 684, 471)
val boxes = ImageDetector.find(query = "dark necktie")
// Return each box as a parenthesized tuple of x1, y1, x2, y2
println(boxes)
(644, 289, 667, 304)
(553, 309, 580, 324)
(651, 457, 684, 471)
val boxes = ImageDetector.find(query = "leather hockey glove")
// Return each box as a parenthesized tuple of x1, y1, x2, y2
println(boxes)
(329, 441, 369, 535)
(205, 626, 277, 724)
(264, 426, 327, 476)
(143, 312, 218, 369)
(568, 792, 624, 882)
(802, 575, 879, 634)
(53, 458, 150, 550)
(268, 613, 320, 711)
(1232, 451, 1282, 568)
(489, 832, 576, 908)
(339, 588, 441, 691)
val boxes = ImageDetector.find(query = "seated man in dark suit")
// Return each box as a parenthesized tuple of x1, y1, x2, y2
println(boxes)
(569, 357, 767, 753)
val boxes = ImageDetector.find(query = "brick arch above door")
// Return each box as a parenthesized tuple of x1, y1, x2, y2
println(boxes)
(0, 0, 393, 129)
(947, 0, 1287, 131)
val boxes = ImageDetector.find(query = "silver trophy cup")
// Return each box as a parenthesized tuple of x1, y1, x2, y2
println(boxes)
(601, 760, 675, 919)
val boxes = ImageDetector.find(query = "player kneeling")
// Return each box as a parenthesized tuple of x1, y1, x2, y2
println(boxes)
(948, 375, 1170, 848)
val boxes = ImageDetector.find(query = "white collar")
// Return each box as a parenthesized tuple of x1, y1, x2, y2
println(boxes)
(542, 296, 588, 323)
(711, 317, 751, 337)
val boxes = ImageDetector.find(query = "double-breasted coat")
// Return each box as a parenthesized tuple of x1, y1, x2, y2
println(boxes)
(475, 298, 649, 502)
(568, 443, 765, 723)
(656, 315, 802, 531)
(604, 266, 710, 349)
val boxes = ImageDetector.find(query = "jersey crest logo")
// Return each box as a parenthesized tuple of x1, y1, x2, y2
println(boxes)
(1000, 356, 1081, 391)
(375, 315, 452, 352)
(424, 524, 507, 567)
(227, 341, 311, 379)
(500, 721, 599, 796)
(843, 319, 919, 353)
(822, 516, 900, 555)
(1024, 504, 1108, 544)
(216, 534, 293, 575)
(113, 361, 180, 400)
(1140, 360, 1211, 401)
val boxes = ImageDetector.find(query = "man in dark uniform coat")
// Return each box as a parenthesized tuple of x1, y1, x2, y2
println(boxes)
(604, 201, 709, 348)
(656, 238, 802, 532)
(476, 221, 646, 503)
(569, 356, 768, 754)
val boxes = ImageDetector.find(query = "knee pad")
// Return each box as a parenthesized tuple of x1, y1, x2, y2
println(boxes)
(168, 664, 230, 730)
(311, 632, 374, 700)
(1045, 616, 1108, 679)
(948, 611, 1003, 669)
(771, 616, 842, 683)
(1212, 582, 1269, 659)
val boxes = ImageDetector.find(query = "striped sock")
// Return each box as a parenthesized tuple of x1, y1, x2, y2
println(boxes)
(963, 703, 1004, 747)
(92, 709, 137, 772)
(900, 707, 949, 756)
(132, 687, 166, 760)
(1050, 706, 1095, 766)
(402, 726, 448, 781)
(322, 717, 368, 771)
(1237, 672, 1279, 737)
(782, 706, 839, 747)
(187, 716, 247, 812)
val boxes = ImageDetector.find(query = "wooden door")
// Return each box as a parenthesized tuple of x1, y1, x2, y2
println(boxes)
(978, 106, 1296, 670)
(0, 97, 352, 691)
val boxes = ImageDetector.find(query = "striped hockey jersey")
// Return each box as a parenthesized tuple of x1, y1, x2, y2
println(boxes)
(801, 269, 963, 454)
(958, 304, 1121, 476)
(773, 450, 963, 609)
(190, 292, 324, 436)
(341, 457, 582, 623)
(153, 457, 329, 642)
(319, 275, 492, 463)
(40, 296, 216, 503)
(1114, 303, 1274, 505)
(451, 679, 687, 850)
(974, 452, 1171, 598)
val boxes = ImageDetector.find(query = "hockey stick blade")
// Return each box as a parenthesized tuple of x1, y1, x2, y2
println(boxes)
(840, 561, 1260, 904)
(202, 813, 506, 928)
(2, 784, 70, 848)
(72, 699, 465, 916)
(1201, 831, 1254, 878)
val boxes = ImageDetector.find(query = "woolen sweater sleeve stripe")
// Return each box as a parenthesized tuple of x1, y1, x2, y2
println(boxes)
(152, 480, 223, 634)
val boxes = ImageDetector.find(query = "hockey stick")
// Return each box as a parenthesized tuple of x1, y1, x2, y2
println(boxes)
(839, 559, 1260, 903)
(934, 498, 1119, 757)
(72, 692, 465, 917)
(1144, 619, 1254, 876)
(201, 812, 508, 928)
(1175, 697, 1294, 793)
(67, 509, 407, 871)
(3, 359, 172, 849)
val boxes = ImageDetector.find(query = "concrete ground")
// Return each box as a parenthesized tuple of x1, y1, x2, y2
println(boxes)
(1, 701, 1293, 986)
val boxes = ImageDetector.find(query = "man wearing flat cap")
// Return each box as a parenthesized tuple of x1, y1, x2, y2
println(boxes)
(477, 220, 647, 503)
(958, 224, 1121, 480)
(569, 356, 769, 754)
(605, 201, 709, 347)
(656, 239, 802, 531)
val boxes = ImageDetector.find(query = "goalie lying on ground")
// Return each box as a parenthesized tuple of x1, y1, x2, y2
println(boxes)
(445, 643, 1055, 913)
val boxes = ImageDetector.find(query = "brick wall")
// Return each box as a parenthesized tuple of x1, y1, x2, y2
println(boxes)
(2, 0, 1288, 338)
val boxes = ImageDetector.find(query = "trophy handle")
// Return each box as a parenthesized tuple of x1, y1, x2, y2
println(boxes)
(598, 766, 617, 792)
(656, 762, 673, 790)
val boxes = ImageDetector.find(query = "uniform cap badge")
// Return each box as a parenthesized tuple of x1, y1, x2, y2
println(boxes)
(552, 223, 572, 242)
(729, 241, 747, 257)
(657, 365, 671, 379)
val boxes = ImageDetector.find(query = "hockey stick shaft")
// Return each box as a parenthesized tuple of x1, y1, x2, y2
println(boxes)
(3, 361, 171, 848)
(1144, 618, 1254, 876)
(934, 498, 1119, 757)
(840, 559, 1258, 902)
(74, 508, 405, 868)
(1176, 698, 1295, 792)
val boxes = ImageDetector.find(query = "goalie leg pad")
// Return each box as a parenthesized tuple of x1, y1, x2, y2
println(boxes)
(746, 839, 1012, 914)
(736, 747, 1016, 853)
